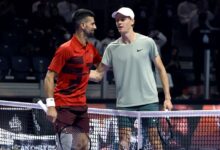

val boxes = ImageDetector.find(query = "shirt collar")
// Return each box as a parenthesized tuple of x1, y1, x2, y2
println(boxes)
(71, 35, 88, 49)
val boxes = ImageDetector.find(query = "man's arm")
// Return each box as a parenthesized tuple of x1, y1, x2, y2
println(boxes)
(154, 55, 173, 110)
(89, 63, 109, 82)
(44, 70, 57, 123)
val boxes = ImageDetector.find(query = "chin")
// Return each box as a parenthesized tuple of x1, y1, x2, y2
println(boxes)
(117, 28, 122, 32)
(119, 30, 126, 34)
(87, 33, 95, 38)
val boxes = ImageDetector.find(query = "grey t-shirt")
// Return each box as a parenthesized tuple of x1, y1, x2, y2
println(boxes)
(102, 33, 159, 107)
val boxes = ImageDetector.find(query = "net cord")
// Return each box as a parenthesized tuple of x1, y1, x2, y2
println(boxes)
(0, 100, 220, 118)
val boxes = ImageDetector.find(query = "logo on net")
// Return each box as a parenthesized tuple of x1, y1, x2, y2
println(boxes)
(9, 114, 22, 132)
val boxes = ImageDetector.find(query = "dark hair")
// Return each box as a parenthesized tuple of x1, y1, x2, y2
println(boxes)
(72, 9, 95, 30)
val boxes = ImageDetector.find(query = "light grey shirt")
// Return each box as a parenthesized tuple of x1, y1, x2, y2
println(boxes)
(102, 33, 159, 107)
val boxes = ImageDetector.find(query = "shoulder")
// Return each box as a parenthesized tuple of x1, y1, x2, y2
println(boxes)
(59, 39, 72, 50)
(137, 33, 152, 40)
(136, 33, 155, 45)
(55, 40, 73, 56)
(104, 37, 121, 50)
(109, 37, 121, 45)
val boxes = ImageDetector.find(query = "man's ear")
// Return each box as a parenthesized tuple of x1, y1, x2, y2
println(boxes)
(80, 22, 86, 29)
(131, 19, 135, 27)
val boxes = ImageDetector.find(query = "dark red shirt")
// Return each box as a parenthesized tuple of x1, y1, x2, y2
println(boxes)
(48, 35, 101, 106)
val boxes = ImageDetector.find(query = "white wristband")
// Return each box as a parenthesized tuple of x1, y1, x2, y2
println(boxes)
(46, 98, 55, 107)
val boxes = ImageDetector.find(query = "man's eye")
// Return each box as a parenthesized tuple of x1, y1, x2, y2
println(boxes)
(116, 19, 124, 22)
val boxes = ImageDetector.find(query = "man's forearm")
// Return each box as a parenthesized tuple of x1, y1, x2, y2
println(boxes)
(44, 76, 54, 98)
(160, 70, 171, 100)
(89, 63, 108, 82)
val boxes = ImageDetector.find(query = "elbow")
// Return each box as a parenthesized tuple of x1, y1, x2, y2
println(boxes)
(44, 73, 50, 83)
(44, 71, 55, 85)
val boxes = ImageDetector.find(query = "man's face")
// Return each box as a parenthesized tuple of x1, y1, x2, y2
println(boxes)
(82, 16, 97, 37)
(115, 14, 134, 34)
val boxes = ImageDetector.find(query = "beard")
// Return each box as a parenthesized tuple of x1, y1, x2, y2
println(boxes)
(84, 29, 95, 38)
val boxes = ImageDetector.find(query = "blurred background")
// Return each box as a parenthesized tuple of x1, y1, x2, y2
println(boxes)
(0, 0, 220, 106)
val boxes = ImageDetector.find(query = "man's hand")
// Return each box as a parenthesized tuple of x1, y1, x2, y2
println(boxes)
(163, 99, 173, 111)
(46, 106, 57, 123)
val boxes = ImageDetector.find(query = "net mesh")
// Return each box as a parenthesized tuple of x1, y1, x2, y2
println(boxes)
(0, 100, 220, 150)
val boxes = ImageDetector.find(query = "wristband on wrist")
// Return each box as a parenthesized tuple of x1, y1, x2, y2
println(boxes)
(46, 98, 55, 107)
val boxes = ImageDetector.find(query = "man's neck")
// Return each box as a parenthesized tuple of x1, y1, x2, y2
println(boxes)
(75, 31, 88, 46)
(121, 31, 136, 44)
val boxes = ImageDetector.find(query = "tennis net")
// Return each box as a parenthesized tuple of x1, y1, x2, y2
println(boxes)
(0, 100, 220, 150)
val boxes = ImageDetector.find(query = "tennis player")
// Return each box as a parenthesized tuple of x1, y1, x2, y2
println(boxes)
(44, 9, 101, 150)
(89, 7, 173, 150)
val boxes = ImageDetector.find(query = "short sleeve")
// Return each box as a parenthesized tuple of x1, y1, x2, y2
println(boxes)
(101, 44, 112, 67)
(149, 38, 159, 61)
(48, 47, 69, 73)
(92, 47, 102, 65)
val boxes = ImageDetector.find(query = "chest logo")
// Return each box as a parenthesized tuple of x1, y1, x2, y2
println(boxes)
(137, 49, 143, 52)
